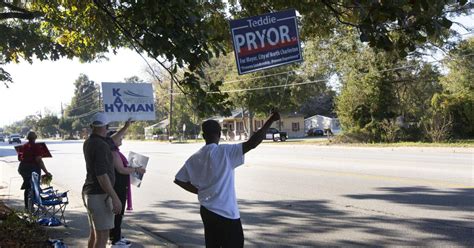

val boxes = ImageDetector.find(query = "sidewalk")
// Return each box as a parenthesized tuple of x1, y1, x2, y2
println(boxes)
(0, 160, 175, 248)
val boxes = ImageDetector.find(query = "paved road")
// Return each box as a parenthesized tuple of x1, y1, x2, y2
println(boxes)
(1, 140, 473, 247)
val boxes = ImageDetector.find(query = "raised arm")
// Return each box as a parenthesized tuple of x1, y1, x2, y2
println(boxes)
(111, 118, 132, 143)
(242, 111, 280, 154)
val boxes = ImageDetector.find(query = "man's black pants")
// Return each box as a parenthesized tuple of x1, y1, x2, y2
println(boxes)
(200, 206, 244, 248)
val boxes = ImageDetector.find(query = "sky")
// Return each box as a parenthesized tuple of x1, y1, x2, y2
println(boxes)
(0, 49, 154, 127)
(0, 14, 472, 128)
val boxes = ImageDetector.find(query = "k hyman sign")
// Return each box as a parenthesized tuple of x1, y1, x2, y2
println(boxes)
(102, 82, 156, 122)
(230, 9, 303, 74)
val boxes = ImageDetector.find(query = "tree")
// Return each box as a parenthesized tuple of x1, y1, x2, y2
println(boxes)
(59, 117, 74, 139)
(438, 37, 474, 138)
(300, 93, 336, 118)
(36, 115, 59, 138)
(0, 0, 231, 115)
(334, 30, 445, 142)
(124, 76, 146, 84)
(202, 51, 330, 117)
(3, 121, 21, 135)
(64, 74, 100, 132)
(231, 0, 472, 56)
(150, 68, 203, 138)
(2, 0, 471, 115)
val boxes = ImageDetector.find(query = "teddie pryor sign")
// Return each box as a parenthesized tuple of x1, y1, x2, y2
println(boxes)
(230, 9, 303, 74)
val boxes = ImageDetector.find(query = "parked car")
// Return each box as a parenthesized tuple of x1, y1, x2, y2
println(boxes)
(307, 128, 324, 136)
(265, 128, 287, 142)
(8, 134, 21, 144)
(0, 135, 4, 142)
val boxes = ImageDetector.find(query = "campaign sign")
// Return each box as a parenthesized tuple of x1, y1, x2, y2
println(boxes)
(128, 151, 149, 188)
(102, 82, 156, 121)
(15, 142, 52, 160)
(230, 9, 303, 74)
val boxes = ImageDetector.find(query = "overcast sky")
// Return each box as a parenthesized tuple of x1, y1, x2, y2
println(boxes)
(0, 49, 154, 127)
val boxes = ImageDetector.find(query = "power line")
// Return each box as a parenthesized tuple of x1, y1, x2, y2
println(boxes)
(165, 52, 474, 95)
(66, 100, 99, 113)
(222, 70, 295, 85)
(223, 51, 474, 86)
(64, 108, 100, 120)
(74, 91, 99, 103)
(211, 78, 328, 94)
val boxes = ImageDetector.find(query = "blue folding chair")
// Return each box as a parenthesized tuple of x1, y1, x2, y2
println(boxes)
(30, 172, 69, 226)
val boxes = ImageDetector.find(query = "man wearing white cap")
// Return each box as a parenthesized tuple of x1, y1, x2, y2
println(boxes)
(82, 112, 122, 248)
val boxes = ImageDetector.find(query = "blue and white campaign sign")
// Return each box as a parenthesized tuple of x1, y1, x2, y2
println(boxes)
(102, 82, 156, 121)
(230, 9, 303, 74)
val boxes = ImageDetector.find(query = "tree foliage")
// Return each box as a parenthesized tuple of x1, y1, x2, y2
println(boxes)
(438, 37, 474, 138)
(1, 0, 473, 142)
(1, 0, 471, 116)
(202, 51, 332, 117)
(64, 74, 100, 132)
(334, 30, 444, 142)
(0, 0, 231, 115)
(58, 117, 73, 138)
(36, 114, 59, 138)
(231, 0, 472, 56)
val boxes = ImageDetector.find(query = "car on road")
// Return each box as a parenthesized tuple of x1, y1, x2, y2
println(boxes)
(307, 128, 324, 136)
(0, 135, 4, 142)
(265, 128, 287, 142)
(8, 134, 21, 144)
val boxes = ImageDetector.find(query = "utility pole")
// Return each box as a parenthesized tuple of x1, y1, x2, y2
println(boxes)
(60, 102, 64, 118)
(98, 87, 103, 111)
(168, 73, 174, 142)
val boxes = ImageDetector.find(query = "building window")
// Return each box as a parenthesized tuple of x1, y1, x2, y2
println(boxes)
(255, 120, 265, 130)
(237, 122, 243, 131)
(292, 122, 300, 132)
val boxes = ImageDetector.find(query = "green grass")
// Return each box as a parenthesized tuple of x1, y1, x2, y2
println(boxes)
(265, 139, 474, 148)
(358, 140, 474, 147)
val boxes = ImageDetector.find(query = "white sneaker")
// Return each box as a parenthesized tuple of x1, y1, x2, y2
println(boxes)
(110, 239, 131, 248)
(120, 237, 131, 245)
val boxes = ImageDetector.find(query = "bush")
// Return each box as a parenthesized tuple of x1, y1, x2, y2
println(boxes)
(399, 125, 424, 142)
(333, 128, 373, 143)
(0, 208, 51, 247)
(423, 112, 453, 142)
(379, 119, 400, 143)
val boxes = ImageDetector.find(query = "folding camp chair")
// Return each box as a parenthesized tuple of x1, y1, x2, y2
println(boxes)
(30, 172, 69, 226)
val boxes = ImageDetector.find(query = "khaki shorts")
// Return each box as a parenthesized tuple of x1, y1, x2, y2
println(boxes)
(82, 193, 114, 231)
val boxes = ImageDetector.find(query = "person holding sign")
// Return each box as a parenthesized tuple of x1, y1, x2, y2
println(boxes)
(82, 112, 122, 248)
(17, 131, 52, 210)
(106, 119, 146, 247)
(174, 111, 280, 247)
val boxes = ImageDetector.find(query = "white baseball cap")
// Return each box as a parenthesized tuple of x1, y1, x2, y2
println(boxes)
(91, 112, 109, 127)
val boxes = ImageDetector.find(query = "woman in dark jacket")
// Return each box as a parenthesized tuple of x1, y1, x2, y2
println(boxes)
(17, 131, 51, 210)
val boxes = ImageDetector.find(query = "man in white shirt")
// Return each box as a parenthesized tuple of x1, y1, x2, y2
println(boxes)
(175, 111, 280, 247)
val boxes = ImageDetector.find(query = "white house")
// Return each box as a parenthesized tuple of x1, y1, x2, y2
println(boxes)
(208, 110, 305, 140)
(144, 119, 169, 139)
(304, 115, 341, 134)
